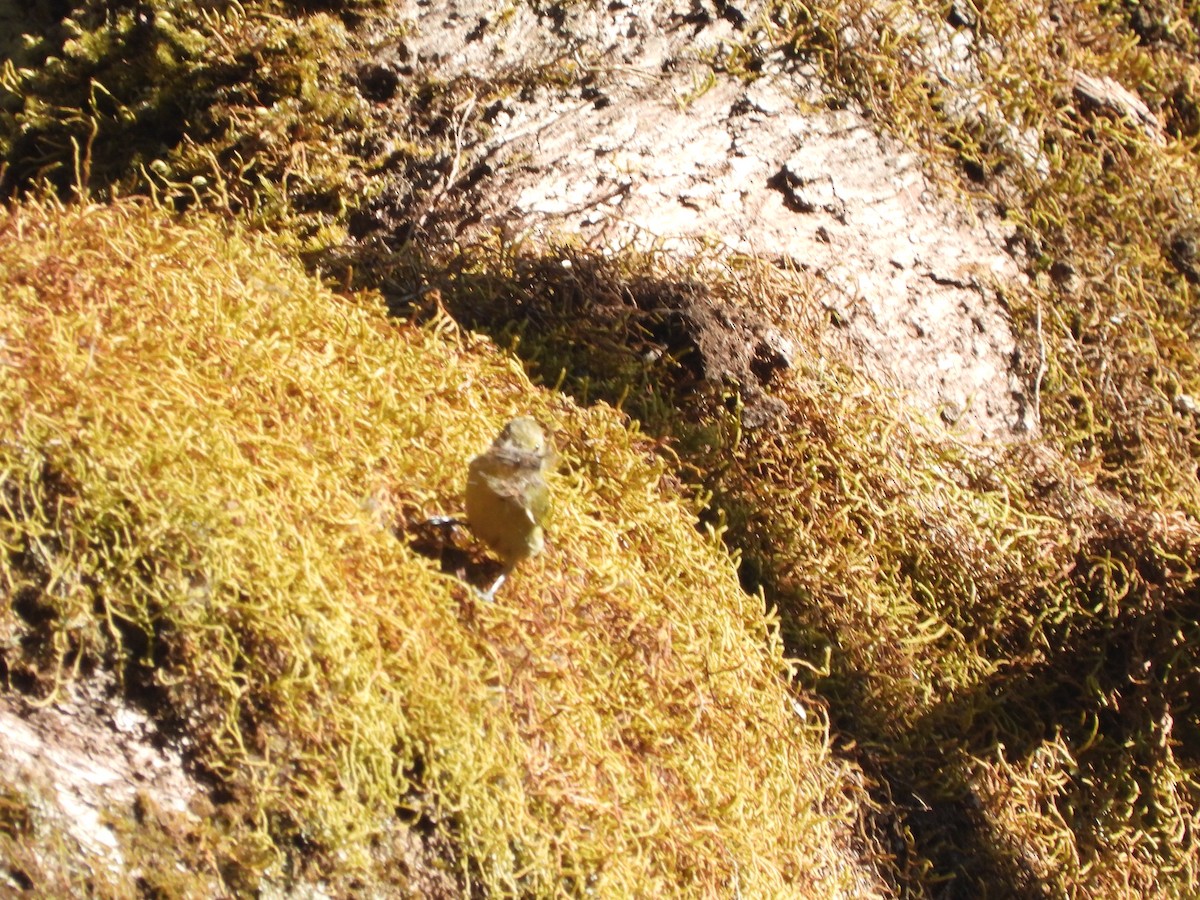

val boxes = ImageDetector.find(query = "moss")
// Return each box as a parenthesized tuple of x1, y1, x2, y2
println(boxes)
(0, 777, 109, 896)
(387, 233, 1200, 895)
(672, 12, 1200, 886)
(741, 0, 1200, 519)
(0, 1, 611, 269)
(0, 1, 428, 258)
(4, 0, 1199, 894)
(0, 196, 871, 896)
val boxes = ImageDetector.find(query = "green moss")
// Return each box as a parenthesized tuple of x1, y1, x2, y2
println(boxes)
(0, 1, 424, 258)
(715, 1, 1200, 885)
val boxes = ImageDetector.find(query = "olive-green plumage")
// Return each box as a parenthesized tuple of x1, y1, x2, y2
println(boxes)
(466, 418, 552, 578)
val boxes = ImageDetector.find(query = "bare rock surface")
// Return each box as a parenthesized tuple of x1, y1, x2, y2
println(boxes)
(0, 679, 199, 877)
(400, 0, 1033, 439)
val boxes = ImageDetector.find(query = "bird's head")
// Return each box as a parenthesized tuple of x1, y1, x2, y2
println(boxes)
(495, 417, 550, 459)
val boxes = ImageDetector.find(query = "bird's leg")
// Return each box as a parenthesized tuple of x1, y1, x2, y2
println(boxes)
(478, 570, 509, 603)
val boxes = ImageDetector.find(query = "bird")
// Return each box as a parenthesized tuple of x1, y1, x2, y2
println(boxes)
(465, 417, 553, 600)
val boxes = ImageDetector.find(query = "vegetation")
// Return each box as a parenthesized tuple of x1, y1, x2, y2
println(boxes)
(0, 197, 868, 895)
(0, 0, 415, 257)
(754, 0, 1200, 513)
(413, 237, 1200, 895)
(2, 0, 1199, 896)
(733, 4, 1200, 886)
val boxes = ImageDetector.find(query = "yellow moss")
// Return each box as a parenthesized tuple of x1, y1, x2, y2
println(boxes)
(406, 226, 1200, 894)
(0, 196, 875, 896)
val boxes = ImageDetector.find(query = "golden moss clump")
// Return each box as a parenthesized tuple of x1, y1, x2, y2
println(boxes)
(0, 197, 876, 895)
(675, 2, 1200, 892)
(716, 375, 1200, 896)
(403, 238, 1200, 896)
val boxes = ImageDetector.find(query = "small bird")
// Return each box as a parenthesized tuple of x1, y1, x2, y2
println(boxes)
(465, 417, 553, 600)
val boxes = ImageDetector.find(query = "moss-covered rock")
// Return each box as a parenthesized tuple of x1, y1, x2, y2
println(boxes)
(0, 196, 875, 896)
